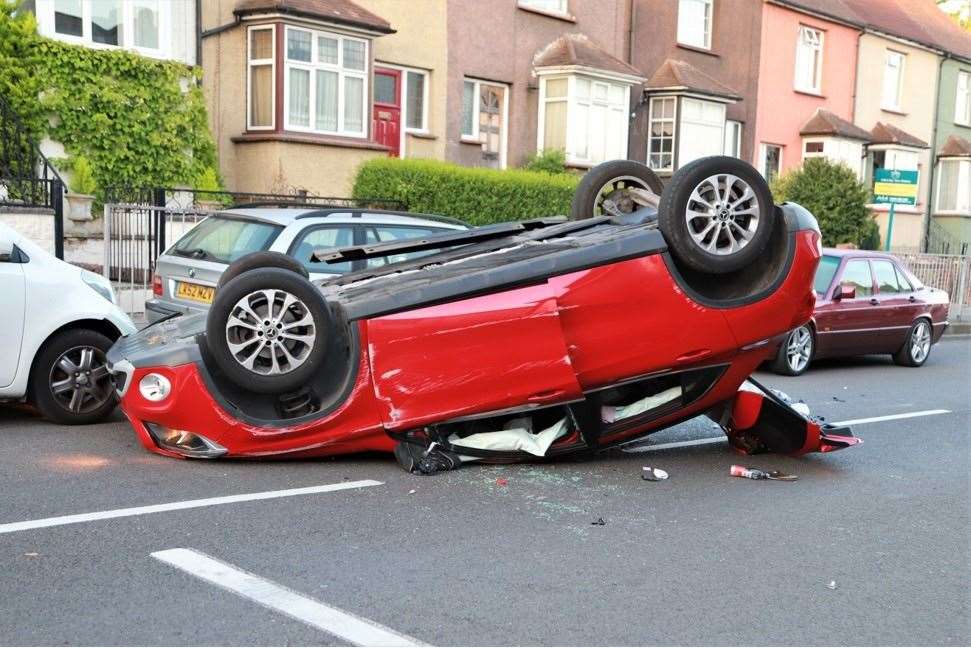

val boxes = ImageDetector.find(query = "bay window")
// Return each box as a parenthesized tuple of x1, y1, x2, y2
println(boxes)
(677, 0, 713, 50)
(44, 0, 166, 56)
(537, 75, 630, 166)
(882, 50, 905, 111)
(956, 70, 970, 126)
(283, 26, 368, 137)
(794, 25, 823, 94)
(247, 26, 275, 130)
(936, 159, 971, 213)
(647, 97, 676, 171)
(678, 97, 725, 165)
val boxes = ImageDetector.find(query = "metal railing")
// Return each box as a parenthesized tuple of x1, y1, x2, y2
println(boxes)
(897, 252, 971, 320)
(924, 218, 970, 256)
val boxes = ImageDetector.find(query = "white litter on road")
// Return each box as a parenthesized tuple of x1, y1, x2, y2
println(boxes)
(0, 480, 382, 535)
(621, 408, 953, 454)
(152, 548, 425, 647)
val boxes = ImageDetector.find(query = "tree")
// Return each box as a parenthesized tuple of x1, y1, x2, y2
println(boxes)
(771, 157, 879, 249)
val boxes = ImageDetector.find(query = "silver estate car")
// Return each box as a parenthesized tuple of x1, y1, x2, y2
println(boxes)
(146, 206, 468, 322)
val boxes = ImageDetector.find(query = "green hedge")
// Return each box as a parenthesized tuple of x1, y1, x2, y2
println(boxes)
(352, 158, 580, 226)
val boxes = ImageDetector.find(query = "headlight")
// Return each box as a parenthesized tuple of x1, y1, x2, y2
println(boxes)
(82, 270, 116, 304)
(139, 373, 171, 402)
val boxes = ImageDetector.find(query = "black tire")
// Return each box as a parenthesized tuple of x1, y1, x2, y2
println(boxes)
(206, 268, 332, 394)
(216, 251, 309, 292)
(29, 329, 117, 425)
(658, 156, 775, 274)
(892, 319, 932, 367)
(570, 160, 663, 221)
(770, 325, 814, 376)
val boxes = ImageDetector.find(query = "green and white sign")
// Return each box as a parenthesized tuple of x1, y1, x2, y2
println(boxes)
(873, 168, 919, 206)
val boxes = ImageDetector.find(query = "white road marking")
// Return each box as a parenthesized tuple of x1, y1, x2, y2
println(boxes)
(832, 409, 951, 426)
(152, 548, 425, 647)
(0, 480, 382, 535)
(621, 408, 952, 454)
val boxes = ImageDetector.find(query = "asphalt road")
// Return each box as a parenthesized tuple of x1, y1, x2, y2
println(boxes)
(0, 338, 968, 646)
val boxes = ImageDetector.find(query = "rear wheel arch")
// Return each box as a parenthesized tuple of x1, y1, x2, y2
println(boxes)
(26, 319, 123, 392)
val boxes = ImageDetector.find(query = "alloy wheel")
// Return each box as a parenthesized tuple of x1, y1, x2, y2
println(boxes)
(225, 288, 316, 376)
(49, 345, 113, 414)
(786, 326, 813, 373)
(594, 175, 655, 217)
(684, 174, 761, 255)
(910, 321, 931, 364)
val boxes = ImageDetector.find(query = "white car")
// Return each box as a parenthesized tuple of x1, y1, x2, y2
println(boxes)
(0, 222, 136, 424)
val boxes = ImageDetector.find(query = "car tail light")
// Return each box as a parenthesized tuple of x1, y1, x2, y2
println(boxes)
(152, 273, 163, 296)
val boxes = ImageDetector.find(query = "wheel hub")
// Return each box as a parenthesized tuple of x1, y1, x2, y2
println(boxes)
(49, 346, 112, 414)
(226, 289, 316, 376)
(685, 174, 761, 256)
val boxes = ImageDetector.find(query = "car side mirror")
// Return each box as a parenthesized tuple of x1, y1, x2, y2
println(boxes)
(0, 238, 13, 262)
(834, 284, 856, 301)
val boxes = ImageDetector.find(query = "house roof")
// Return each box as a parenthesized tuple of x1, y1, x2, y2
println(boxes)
(799, 108, 872, 141)
(869, 122, 929, 148)
(234, 0, 394, 34)
(533, 33, 644, 79)
(939, 135, 971, 158)
(645, 59, 741, 101)
(769, 0, 862, 27)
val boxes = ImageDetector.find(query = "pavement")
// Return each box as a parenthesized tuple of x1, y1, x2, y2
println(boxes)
(0, 338, 968, 646)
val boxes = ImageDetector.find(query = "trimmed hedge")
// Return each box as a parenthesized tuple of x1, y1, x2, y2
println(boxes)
(352, 158, 580, 226)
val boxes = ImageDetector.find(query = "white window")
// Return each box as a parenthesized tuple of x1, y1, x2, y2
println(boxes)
(679, 97, 726, 166)
(794, 26, 823, 94)
(518, 0, 569, 15)
(761, 143, 783, 181)
(882, 50, 905, 111)
(461, 80, 477, 138)
(803, 137, 864, 179)
(956, 70, 970, 126)
(647, 96, 676, 171)
(405, 70, 428, 132)
(283, 26, 368, 137)
(247, 26, 275, 130)
(872, 147, 918, 173)
(936, 159, 971, 213)
(677, 0, 713, 50)
(723, 120, 742, 157)
(41, 0, 167, 56)
(461, 78, 509, 168)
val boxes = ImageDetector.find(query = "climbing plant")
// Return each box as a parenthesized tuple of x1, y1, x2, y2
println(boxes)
(0, 0, 218, 199)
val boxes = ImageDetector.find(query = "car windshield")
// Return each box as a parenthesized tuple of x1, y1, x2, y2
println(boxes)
(814, 255, 841, 295)
(170, 217, 282, 265)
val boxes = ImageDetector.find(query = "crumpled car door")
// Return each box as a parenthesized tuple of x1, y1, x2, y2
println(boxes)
(366, 283, 583, 430)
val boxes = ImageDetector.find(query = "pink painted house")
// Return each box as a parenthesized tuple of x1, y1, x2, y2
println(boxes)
(752, 1, 862, 181)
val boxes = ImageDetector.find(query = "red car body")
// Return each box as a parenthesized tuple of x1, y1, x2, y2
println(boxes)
(810, 249, 949, 360)
(108, 208, 856, 461)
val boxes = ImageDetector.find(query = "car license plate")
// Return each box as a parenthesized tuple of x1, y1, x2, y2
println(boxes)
(176, 281, 215, 304)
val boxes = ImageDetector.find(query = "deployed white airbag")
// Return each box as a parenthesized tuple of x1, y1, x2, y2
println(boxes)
(601, 385, 682, 423)
(448, 416, 570, 457)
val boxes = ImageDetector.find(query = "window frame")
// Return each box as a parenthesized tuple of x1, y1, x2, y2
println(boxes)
(677, 0, 713, 51)
(647, 96, 678, 173)
(839, 258, 875, 299)
(882, 49, 906, 112)
(403, 68, 430, 134)
(956, 70, 971, 127)
(794, 25, 824, 95)
(723, 119, 742, 158)
(760, 143, 783, 182)
(460, 77, 511, 168)
(246, 25, 276, 132)
(41, 0, 170, 59)
(935, 158, 971, 215)
(871, 258, 903, 294)
(517, 0, 570, 17)
(281, 24, 370, 138)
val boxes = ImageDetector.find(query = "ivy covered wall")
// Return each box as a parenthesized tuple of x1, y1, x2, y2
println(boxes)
(0, 1, 217, 197)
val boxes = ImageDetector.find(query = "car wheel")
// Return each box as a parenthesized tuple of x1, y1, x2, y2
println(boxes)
(570, 160, 664, 222)
(771, 325, 814, 376)
(658, 156, 775, 274)
(216, 251, 309, 292)
(206, 268, 331, 394)
(893, 319, 932, 367)
(30, 329, 117, 425)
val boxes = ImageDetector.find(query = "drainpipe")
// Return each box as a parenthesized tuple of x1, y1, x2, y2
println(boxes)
(195, 0, 202, 67)
(924, 54, 947, 253)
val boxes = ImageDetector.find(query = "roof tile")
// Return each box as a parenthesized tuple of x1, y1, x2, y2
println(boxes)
(870, 122, 929, 148)
(800, 108, 872, 140)
(533, 33, 644, 79)
(645, 59, 741, 100)
(939, 134, 971, 157)
(234, 0, 394, 33)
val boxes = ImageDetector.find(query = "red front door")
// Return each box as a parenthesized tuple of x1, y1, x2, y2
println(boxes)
(372, 68, 401, 157)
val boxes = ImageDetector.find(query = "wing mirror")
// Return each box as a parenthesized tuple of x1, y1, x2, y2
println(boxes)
(0, 238, 13, 262)
(834, 284, 856, 301)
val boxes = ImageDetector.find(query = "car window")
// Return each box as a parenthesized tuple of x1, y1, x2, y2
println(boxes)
(872, 259, 901, 293)
(363, 225, 449, 269)
(840, 260, 873, 297)
(171, 217, 282, 264)
(814, 255, 841, 295)
(291, 225, 356, 274)
(894, 264, 913, 291)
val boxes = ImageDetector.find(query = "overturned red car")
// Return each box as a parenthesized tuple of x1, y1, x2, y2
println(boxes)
(107, 156, 859, 469)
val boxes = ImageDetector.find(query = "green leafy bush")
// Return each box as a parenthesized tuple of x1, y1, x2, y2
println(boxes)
(70, 155, 97, 194)
(353, 158, 580, 226)
(194, 167, 224, 202)
(0, 0, 217, 201)
(522, 149, 569, 174)
(771, 157, 876, 248)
